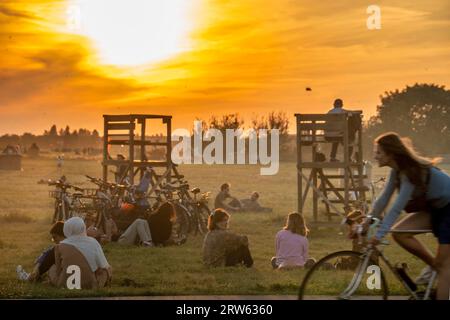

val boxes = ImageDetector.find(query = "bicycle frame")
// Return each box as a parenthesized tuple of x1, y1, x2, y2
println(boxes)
(341, 245, 437, 300)
(339, 215, 438, 300)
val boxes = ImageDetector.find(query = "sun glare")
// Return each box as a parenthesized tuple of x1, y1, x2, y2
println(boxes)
(68, 0, 195, 66)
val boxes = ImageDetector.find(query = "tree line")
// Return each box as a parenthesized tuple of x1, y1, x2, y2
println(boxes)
(0, 125, 102, 153)
(2, 83, 448, 158)
(364, 83, 450, 155)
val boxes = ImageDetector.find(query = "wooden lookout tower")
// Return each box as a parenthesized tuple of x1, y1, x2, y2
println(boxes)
(295, 112, 367, 224)
(102, 114, 183, 186)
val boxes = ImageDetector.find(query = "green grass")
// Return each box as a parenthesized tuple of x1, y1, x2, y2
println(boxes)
(0, 157, 444, 298)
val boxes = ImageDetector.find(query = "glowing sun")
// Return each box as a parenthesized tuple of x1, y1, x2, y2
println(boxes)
(69, 0, 195, 66)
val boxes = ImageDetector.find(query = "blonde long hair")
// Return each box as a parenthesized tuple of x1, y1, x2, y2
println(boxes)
(284, 212, 309, 236)
(375, 132, 441, 187)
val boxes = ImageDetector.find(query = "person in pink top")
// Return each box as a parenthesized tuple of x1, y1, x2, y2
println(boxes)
(271, 212, 316, 270)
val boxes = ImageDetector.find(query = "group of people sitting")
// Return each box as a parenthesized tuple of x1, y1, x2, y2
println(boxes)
(202, 207, 315, 270)
(16, 201, 179, 288)
(85, 202, 177, 248)
(214, 183, 273, 213)
(16, 196, 313, 290)
(17, 217, 112, 289)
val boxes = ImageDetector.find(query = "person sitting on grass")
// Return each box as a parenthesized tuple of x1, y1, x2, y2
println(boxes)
(49, 217, 112, 289)
(240, 192, 273, 213)
(271, 212, 316, 270)
(16, 221, 66, 282)
(202, 208, 253, 268)
(85, 213, 118, 245)
(116, 218, 154, 247)
(147, 202, 178, 246)
(214, 183, 242, 212)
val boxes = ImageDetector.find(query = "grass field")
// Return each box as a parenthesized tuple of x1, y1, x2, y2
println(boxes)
(0, 157, 443, 298)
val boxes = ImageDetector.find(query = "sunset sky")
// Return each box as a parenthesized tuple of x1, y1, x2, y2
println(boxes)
(0, 0, 449, 135)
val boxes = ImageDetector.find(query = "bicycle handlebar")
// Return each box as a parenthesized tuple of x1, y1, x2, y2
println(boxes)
(85, 175, 129, 191)
(48, 179, 83, 192)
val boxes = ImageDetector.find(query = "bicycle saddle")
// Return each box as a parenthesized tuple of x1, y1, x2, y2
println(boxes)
(191, 187, 200, 194)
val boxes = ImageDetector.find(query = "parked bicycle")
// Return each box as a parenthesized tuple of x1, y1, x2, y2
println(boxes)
(161, 180, 211, 236)
(48, 177, 84, 223)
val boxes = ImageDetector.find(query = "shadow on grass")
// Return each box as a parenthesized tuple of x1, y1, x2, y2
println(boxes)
(0, 211, 35, 223)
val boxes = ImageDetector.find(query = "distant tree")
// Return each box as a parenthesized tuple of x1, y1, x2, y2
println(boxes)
(366, 83, 450, 153)
(49, 125, 58, 136)
(0, 125, 102, 150)
(252, 111, 289, 136)
(251, 114, 266, 131)
(64, 125, 71, 136)
(208, 113, 244, 132)
(267, 111, 289, 137)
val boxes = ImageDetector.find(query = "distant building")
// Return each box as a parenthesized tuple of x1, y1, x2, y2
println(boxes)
(0, 145, 22, 170)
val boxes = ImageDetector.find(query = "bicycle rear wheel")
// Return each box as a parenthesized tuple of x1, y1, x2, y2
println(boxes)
(298, 250, 388, 300)
(52, 201, 63, 223)
(172, 203, 190, 242)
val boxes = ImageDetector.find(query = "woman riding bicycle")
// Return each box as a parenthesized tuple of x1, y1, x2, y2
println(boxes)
(368, 132, 450, 300)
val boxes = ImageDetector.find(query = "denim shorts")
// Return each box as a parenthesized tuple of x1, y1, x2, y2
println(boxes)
(431, 202, 450, 244)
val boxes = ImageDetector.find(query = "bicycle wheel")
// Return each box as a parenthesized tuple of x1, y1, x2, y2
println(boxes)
(52, 201, 63, 223)
(182, 202, 196, 234)
(298, 250, 388, 300)
(196, 203, 210, 235)
(172, 203, 190, 242)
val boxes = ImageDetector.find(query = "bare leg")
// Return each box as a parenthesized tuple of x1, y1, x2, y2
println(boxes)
(435, 244, 450, 300)
(391, 212, 434, 266)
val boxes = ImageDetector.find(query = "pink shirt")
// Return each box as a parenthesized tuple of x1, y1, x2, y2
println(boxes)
(275, 229, 309, 267)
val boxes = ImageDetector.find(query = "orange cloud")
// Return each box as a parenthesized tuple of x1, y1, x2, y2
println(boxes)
(0, 0, 449, 134)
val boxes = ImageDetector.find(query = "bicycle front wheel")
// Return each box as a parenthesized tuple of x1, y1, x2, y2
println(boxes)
(298, 250, 388, 300)
(196, 203, 210, 235)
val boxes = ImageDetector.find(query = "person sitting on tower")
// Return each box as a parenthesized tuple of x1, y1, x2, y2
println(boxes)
(324, 99, 360, 162)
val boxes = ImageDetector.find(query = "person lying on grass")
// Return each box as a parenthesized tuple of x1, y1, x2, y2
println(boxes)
(16, 221, 65, 282)
(240, 191, 273, 213)
(271, 212, 316, 270)
(202, 208, 253, 268)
